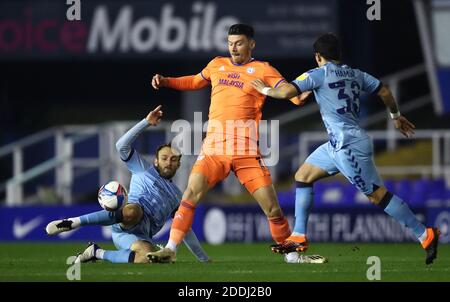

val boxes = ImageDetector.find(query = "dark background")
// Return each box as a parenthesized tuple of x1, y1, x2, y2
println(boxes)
(0, 0, 434, 146)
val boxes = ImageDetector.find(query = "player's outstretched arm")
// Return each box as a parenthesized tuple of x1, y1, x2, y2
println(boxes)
(252, 79, 300, 100)
(151, 73, 209, 91)
(377, 85, 415, 138)
(115, 105, 163, 173)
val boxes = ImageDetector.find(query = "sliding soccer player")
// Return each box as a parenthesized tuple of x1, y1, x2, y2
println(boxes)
(46, 105, 209, 264)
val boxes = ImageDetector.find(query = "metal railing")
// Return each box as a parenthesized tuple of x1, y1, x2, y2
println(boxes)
(0, 122, 173, 205)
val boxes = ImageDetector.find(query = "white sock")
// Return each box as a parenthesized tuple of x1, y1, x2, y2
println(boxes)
(95, 249, 105, 260)
(419, 229, 428, 243)
(285, 252, 299, 263)
(68, 217, 81, 228)
(166, 240, 178, 252)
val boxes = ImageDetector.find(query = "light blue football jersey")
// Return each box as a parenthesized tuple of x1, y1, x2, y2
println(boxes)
(291, 62, 381, 150)
(124, 149, 182, 236)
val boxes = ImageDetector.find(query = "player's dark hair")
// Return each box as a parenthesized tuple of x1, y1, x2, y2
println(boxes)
(228, 23, 254, 39)
(313, 33, 342, 61)
(156, 143, 181, 160)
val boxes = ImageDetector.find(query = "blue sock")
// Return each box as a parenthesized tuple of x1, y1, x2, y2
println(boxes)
(293, 182, 314, 235)
(102, 249, 135, 263)
(79, 210, 123, 226)
(381, 192, 426, 239)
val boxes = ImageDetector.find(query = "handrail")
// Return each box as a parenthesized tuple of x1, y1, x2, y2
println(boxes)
(360, 94, 431, 127)
(7, 157, 66, 185)
(0, 121, 175, 205)
(0, 127, 56, 157)
(381, 64, 425, 84)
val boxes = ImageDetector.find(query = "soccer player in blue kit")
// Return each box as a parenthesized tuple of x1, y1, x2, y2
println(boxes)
(252, 33, 440, 265)
(45, 105, 209, 264)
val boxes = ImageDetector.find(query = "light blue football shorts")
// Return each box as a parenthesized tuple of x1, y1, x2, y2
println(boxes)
(305, 138, 383, 195)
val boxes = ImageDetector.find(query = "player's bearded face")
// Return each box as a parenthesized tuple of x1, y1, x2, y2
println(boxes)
(154, 147, 181, 179)
(228, 35, 254, 64)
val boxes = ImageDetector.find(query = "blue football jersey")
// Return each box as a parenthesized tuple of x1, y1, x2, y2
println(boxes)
(124, 149, 182, 236)
(292, 62, 382, 150)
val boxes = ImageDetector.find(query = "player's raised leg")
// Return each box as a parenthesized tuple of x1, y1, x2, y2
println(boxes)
(367, 187, 440, 264)
(147, 172, 210, 262)
(336, 140, 440, 265)
(46, 203, 143, 235)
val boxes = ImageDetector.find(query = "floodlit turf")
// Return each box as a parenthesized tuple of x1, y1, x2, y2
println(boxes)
(0, 242, 449, 282)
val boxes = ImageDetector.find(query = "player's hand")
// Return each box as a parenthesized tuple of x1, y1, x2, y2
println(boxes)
(393, 115, 415, 138)
(299, 91, 312, 103)
(146, 105, 163, 126)
(251, 79, 268, 93)
(151, 74, 166, 90)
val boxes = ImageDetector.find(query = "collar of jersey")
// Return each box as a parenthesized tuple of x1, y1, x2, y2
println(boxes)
(229, 57, 255, 66)
(326, 61, 348, 68)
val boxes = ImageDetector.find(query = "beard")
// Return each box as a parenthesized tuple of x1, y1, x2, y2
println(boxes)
(155, 165, 176, 179)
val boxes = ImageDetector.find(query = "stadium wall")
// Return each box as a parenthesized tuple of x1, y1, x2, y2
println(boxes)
(1, 204, 448, 244)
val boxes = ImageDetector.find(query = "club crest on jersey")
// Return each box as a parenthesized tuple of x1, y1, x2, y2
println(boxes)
(296, 73, 309, 81)
(247, 67, 255, 74)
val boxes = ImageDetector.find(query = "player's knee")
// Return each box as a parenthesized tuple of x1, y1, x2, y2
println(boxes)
(183, 186, 195, 201)
(366, 187, 388, 205)
(122, 204, 143, 226)
(294, 168, 314, 183)
(367, 195, 378, 204)
(182, 173, 209, 202)
(182, 186, 203, 204)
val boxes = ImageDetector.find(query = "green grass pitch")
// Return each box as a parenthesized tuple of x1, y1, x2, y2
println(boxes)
(0, 242, 449, 282)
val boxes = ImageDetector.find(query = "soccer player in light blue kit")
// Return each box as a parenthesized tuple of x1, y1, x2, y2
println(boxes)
(46, 105, 209, 264)
(252, 33, 440, 265)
